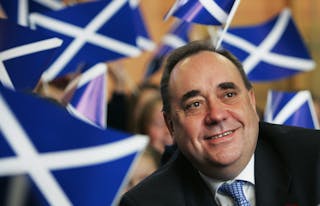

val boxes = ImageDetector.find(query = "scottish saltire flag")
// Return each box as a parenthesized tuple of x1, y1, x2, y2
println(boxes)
(264, 90, 319, 129)
(65, 63, 107, 128)
(0, 85, 148, 206)
(220, 8, 315, 82)
(0, 19, 62, 91)
(165, 0, 236, 25)
(129, 0, 155, 51)
(144, 20, 191, 78)
(29, 0, 142, 82)
(157, 20, 191, 58)
(0, 0, 64, 26)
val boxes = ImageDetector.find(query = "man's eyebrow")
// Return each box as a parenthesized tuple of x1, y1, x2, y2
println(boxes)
(181, 90, 201, 103)
(218, 82, 239, 90)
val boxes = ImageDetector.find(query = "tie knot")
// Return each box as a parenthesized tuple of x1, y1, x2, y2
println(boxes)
(218, 180, 251, 206)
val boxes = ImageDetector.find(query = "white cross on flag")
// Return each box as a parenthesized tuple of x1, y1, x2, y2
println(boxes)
(0, 19, 62, 91)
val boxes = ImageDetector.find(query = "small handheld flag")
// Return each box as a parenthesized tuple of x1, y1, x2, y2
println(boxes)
(144, 20, 191, 78)
(165, 0, 237, 26)
(220, 8, 315, 81)
(129, 0, 155, 51)
(29, 0, 142, 82)
(64, 63, 107, 128)
(264, 90, 319, 129)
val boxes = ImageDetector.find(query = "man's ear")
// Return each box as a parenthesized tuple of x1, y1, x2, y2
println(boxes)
(248, 89, 256, 108)
(163, 112, 174, 135)
(248, 89, 259, 120)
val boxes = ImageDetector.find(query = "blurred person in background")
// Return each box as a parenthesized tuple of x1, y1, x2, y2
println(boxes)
(123, 146, 161, 193)
(136, 95, 173, 154)
(126, 82, 161, 133)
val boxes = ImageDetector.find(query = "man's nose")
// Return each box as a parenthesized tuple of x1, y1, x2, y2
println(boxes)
(204, 100, 228, 125)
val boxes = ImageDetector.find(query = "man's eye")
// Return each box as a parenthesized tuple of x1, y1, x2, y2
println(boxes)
(225, 92, 237, 98)
(185, 101, 200, 110)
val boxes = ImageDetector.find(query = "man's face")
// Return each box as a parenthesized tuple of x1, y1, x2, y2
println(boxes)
(165, 51, 259, 180)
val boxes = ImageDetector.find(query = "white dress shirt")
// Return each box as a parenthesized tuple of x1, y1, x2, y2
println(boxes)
(199, 155, 256, 206)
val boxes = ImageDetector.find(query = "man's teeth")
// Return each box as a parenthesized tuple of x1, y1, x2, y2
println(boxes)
(206, 131, 233, 140)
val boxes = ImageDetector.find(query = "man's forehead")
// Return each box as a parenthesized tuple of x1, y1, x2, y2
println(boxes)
(167, 52, 246, 98)
(174, 51, 235, 72)
(170, 52, 238, 81)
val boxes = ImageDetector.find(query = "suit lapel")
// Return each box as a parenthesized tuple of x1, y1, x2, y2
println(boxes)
(255, 138, 291, 206)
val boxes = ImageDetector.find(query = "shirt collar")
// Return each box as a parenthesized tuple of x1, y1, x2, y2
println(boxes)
(199, 155, 255, 195)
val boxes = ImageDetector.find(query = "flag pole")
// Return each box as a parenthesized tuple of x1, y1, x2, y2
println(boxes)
(215, 0, 240, 49)
(164, 0, 180, 21)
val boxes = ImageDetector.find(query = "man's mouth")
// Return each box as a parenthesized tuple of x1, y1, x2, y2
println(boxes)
(204, 130, 234, 140)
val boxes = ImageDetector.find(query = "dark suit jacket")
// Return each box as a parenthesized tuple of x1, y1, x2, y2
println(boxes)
(120, 122, 320, 206)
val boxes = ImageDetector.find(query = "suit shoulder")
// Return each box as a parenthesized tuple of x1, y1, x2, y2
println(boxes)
(120, 153, 185, 206)
(260, 121, 320, 143)
(259, 122, 320, 161)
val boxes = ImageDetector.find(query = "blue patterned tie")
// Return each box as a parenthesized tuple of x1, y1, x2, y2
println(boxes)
(218, 180, 251, 206)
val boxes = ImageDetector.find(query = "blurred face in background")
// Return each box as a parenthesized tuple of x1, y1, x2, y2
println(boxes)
(147, 101, 173, 154)
(124, 148, 160, 192)
(137, 96, 173, 154)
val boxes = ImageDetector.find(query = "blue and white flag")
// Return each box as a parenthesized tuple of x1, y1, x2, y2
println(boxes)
(65, 63, 107, 128)
(0, 0, 64, 26)
(144, 20, 191, 78)
(165, 0, 237, 25)
(264, 90, 319, 129)
(0, 85, 148, 205)
(0, 19, 62, 91)
(157, 20, 191, 58)
(129, 0, 155, 51)
(220, 8, 315, 82)
(29, 0, 142, 82)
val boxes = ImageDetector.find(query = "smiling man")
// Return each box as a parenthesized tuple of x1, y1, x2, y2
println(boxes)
(120, 40, 320, 206)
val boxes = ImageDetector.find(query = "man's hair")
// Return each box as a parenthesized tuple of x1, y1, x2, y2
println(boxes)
(160, 39, 252, 113)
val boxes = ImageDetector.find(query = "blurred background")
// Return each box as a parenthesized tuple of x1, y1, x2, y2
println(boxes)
(134, 0, 320, 111)
(1, 0, 320, 112)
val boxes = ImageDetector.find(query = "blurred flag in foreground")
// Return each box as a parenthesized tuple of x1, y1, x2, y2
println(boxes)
(0, 19, 62, 91)
(0, 85, 148, 205)
(264, 90, 319, 129)
(63, 63, 107, 128)
(0, 0, 64, 26)
(29, 0, 142, 82)
(165, 0, 237, 25)
(220, 8, 315, 82)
